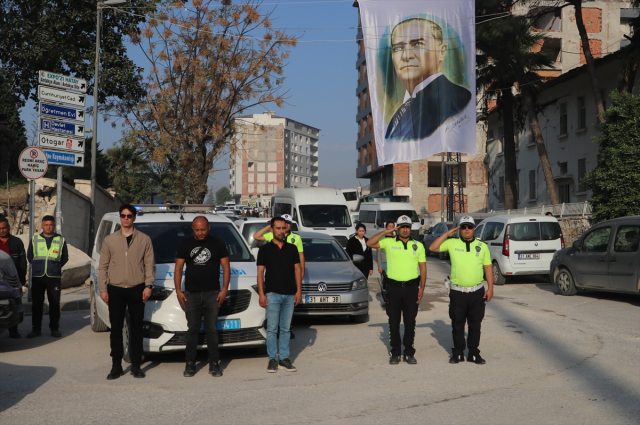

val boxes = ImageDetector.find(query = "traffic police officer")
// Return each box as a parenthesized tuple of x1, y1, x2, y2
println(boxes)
(368, 215, 426, 365)
(429, 215, 493, 364)
(253, 214, 305, 278)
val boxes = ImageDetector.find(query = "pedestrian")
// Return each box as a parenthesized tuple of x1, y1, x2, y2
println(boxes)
(253, 214, 305, 278)
(0, 217, 27, 338)
(174, 216, 230, 378)
(428, 215, 493, 365)
(346, 223, 373, 278)
(375, 221, 396, 305)
(367, 215, 426, 365)
(99, 204, 155, 380)
(545, 212, 553, 217)
(26, 215, 68, 338)
(0, 113, 16, 179)
(256, 216, 302, 373)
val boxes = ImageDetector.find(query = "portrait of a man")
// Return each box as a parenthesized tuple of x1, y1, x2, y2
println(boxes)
(385, 18, 472, 141)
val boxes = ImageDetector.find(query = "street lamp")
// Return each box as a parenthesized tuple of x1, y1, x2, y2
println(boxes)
(90, 0, 126, 253)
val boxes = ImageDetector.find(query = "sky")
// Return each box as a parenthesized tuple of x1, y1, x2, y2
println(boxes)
(20, 0, 363, 192)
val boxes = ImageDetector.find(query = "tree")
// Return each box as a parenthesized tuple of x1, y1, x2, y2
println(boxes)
(106, 141, 158, 204)
(0, 0, 158, 107)
(582, 91, 640, 221)
(51, 137, 112, 188)
(118, 0, 297, 203)
(215, 186, 232, 205)
(0, 68, 28, 181)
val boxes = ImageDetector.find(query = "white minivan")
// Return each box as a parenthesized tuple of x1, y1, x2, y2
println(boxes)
(475, 215, 565, 285)
(89, 204, 266, 362)
(358, 202, 423, 240)
(271, 188, 355, 247)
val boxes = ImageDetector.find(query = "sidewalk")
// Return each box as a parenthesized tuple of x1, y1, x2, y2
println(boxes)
(21, 281, 91, 316)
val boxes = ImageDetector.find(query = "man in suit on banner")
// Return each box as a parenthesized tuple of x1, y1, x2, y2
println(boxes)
(385, 18, 472, 141)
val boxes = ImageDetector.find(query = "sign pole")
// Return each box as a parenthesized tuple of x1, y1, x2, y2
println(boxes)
(89, 4, 102, 255)
(28, 179, 35, 302)
(56, 166, 63, 234)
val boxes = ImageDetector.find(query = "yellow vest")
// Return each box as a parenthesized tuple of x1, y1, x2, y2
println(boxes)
(32, 234, 65, 278)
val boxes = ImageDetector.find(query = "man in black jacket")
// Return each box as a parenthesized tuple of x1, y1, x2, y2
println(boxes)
(0, 218, 27, 338)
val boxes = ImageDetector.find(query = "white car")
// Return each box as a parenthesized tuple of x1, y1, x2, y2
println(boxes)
(89, 204, 266, 362)
(475, 215, 565, 285)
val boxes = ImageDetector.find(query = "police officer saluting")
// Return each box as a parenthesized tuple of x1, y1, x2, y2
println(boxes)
(368, 215, 426, 365)
(429, 215, 493, 365)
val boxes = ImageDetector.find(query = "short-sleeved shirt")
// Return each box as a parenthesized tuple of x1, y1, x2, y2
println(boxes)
(378, 237, 426, 281)
(440, 238, 491, 287)
(263, 232, 304, 253)
(176, 236, 229, 292)
(257, 241, 300, 295)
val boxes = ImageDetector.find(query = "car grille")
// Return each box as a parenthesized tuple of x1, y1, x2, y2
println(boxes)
(163, 327, 265, 346)
(333, 236, 348, 247)
(301, 282, 352, 292)
(219, 290, 251, 316)
(295, 303, 357, 312)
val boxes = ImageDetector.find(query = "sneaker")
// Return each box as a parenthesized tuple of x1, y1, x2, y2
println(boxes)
(467, 354, 486, 364)
(267, 359, 278, 373)
(51, 330, 62, 338)
(278, 358, 297, 372)
(403, 355, 417, 365)
(209, 362, 222, 377)
(184, 361, 196, 377)
(27, 330, 41, 338)
(389, 355, 401, 365)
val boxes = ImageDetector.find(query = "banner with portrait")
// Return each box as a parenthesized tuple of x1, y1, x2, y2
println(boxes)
(359, 0, 476, 165)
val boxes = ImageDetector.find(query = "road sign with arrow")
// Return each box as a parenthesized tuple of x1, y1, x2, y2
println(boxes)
(38, 102, 85, 123)
(39, 118, 84, 137)
(38, 133, 85, 153)
(38, 85, 85, 107)
(43, 150, 85, 167)
(38, 71, 87, 93)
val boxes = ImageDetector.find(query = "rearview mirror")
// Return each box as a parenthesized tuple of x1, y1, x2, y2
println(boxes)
(572, 240, 581, 251)
(352, 254, 364, 264)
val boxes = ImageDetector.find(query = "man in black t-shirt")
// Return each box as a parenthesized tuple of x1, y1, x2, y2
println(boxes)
(257, 216, 302, 373)
(175, 216, 230, 378)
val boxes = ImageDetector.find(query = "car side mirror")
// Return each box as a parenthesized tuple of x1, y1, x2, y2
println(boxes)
(572, 240, 581, 251)
(352, 254, 364, 264)
(420, 218, 425, 225)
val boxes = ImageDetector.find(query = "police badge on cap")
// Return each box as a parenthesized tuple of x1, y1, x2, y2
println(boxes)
(395, 215, 412, 227)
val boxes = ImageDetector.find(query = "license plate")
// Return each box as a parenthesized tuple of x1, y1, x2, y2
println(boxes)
(518, 254, 540, 260)
(200, 319, 241, 331)
(305, 295, 341, 303)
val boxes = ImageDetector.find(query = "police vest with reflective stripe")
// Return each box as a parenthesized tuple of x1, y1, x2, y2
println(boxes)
(32, 234, 65, 278)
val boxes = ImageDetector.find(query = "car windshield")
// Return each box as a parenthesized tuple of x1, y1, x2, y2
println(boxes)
(379, 210, 420, 223)
(135, 222, 253, 263)
(302, 238, 350, 262)
(299, 205, 352, 227)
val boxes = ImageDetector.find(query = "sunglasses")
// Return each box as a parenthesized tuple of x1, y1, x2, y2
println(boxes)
(120, 214, 134, 219)
(460, 224, 475, 230)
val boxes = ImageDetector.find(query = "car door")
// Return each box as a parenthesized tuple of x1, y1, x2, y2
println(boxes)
(609, 223, 640, 292)
(482, 221, 505, 261)
(573, 226, 612, 288)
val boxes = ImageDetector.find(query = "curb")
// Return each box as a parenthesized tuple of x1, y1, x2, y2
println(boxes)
(23, 298, 90, 316)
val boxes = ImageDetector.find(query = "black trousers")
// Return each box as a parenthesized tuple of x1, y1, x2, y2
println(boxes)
(184, 290, 220, 364)
(449, 287, 485, 356)
(107, 284, 145, 365)
(31, 276, 62, 331)
(386, 284, 419, 357)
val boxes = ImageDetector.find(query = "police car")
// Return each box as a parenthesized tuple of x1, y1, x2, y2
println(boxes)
(89, 204, 266, 362)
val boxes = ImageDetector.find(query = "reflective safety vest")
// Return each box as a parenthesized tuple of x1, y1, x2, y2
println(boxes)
(32, 234, 65, 278)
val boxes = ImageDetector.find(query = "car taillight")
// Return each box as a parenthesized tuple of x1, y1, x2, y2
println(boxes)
(561, 236, 565, 249)
(503, 237, 510, 257)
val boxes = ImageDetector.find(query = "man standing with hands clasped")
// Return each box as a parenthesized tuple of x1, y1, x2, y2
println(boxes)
(367, 215, 426, 365)
(429, 215, 493, 365)
(174, 216, 230, 378)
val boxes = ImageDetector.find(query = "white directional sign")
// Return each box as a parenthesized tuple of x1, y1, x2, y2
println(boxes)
(38, 70, 87, 93)
(39, 118, 85, 137)
(38, 85, 86, 107)
(39, 102, 85, 123)
(43, 150, 85, 168)
(18, 147, 48, 180)
(38, 133, 85, 153)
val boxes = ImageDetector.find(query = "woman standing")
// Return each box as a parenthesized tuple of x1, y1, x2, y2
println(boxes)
(346, 223, 373, 278)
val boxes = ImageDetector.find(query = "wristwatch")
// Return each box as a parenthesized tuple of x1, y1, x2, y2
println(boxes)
(145, 285, 154, 290)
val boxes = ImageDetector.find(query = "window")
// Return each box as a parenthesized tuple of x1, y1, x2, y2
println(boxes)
(508, 223, 541, 241)
(376, 210, 420, 228)
(306, 178, 309, 184)
(529, 170, 536, 200)
(559, 103, 568, 135)
(541, 222, 563, 240)
(498, 126, 504, 153)
(474, 224, 484, 240)
(294, 176, 298, 182)
(582, 227, 611, 252)
(299, 205, 352, 227)
(487, 129, 494, 142)
(577, 96, 586, 130)
(559, 162, 568, 175)
(360, 211, 374, 223)
(301, 238, 350, 262)
(482, 222, 505, 241)
(578, 158, 587, 192)
(95, 220, 113, 254)
(614, 225, 640, 252)
(559, 184, 570, 203)
(498, 175, 505, 204)
(274, 204, 294, 219)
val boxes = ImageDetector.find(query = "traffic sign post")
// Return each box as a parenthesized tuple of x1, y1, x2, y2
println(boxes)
(39, 70, 87, 93)
(38, 133, 85, 153)
(39, 102, 85, 122)
(38, 85, 86, 107)
(43, 150, 85, 167)
(39, 118, 85, 137)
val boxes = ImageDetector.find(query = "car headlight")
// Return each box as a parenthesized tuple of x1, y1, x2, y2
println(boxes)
(148, 287, 174, 301)
(351, 277, 367, 291)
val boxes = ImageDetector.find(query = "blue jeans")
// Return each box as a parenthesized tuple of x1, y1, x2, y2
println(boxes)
(265, 293, 295, 361)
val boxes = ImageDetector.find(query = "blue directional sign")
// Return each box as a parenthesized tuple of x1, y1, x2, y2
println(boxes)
(43, 150, 85, 168)
(38, 102, 85, 123)
(39, 118, 84, 137)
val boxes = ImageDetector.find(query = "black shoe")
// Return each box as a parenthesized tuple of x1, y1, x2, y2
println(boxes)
(51, 330, 62, 338)
(403, 355, 417, 365)
(209, 362, 222, 377)
(267, 359, 278, 373)
(467, 354, 486, 364)
(131, 365, 146, 378)
(449, 354, 465, 364)
(8, 331, 21, 339)
(389, 355, 401, 365)
(278, 358, 297, 372)
(107, 365, 124, 380)
(184, 361, 196, 377)
(27, 330, 41, 338)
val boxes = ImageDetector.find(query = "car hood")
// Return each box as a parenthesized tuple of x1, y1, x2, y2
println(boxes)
(303, 261, 363, 283)
(154, 262, 257, 288)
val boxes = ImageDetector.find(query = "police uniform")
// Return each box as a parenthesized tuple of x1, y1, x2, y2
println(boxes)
(439, 219, 492, 363)
(379, 226, 426, 361)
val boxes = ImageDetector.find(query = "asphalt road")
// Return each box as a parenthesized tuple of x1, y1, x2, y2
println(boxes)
(1, 254, 639, 425)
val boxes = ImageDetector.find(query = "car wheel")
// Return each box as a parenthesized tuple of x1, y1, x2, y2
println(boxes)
(349, 313, 369, 324)
(89, 285, 109, 332)
(493, 262, 507, 286)
(123, 311, 132, 364)
(556, 268, 577, 296)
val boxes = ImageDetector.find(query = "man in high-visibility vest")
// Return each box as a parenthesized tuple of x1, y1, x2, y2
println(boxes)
(26, 215, 68, 338)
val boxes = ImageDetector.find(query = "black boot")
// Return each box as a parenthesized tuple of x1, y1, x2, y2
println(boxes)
(107, 361, 124, 380)
(131, 363, 146, 378)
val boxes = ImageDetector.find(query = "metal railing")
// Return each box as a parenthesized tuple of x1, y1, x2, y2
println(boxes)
(486, 201, 592, 218)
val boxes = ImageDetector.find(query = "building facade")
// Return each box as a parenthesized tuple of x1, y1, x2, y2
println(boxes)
(230, 112, 320, 204)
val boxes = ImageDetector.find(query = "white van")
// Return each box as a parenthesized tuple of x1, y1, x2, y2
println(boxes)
(271, 188, 355, 247)
(358, 202, 423, 240)
(341, 188, 360, 212)
(89, 204, 266, 362)
(475, 214, 564, 285)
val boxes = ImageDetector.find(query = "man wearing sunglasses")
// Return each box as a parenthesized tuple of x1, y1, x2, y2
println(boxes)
(99, 204, 156, 380)
(429, 216, 493, 365)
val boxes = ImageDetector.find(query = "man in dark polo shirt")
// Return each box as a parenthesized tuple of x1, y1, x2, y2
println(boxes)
(175, 216, 230, 378)
(257, 216, 302, 373)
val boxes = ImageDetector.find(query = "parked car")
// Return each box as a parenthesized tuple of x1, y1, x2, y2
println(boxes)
(0, 251, 24, 335)
(550, 216, 640, 296)
(293, 232, 369, 323)
(89, 204, 266, 362)
(423, 221, 455, 259)
(236, 217, 299, 247)
(474, 215, 564, 285)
